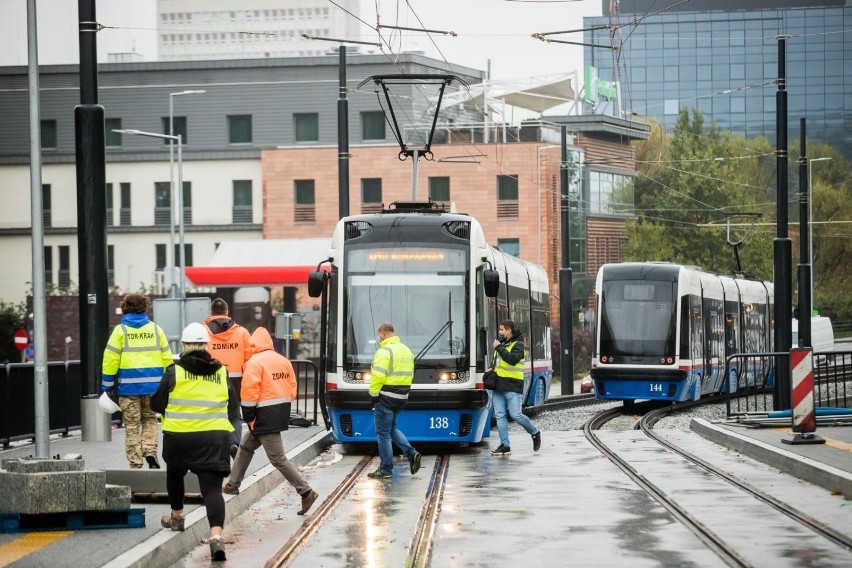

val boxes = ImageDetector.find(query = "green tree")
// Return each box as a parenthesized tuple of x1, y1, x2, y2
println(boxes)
(0, 300, 26, 363)
(627, 109, 774, 279)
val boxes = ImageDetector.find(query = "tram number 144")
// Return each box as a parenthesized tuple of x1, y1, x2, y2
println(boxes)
(649, 383, 665, 394)
(429, 416, 450, 429)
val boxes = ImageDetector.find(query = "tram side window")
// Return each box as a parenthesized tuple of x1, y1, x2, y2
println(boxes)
(530, 308, 549, 360)
(724, 301, 739, 355)
(325, 267, 338, 371)
(690, 296, 703, 364)
(679, 296, 690, 358)
(704, 298, 724, 378)
(507, 282, 530, 345)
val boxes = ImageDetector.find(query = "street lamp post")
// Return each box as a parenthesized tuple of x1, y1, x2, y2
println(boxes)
(168, 90, 205, 297)
(112, 128, 186, 332)
(808, 157, 831, 313)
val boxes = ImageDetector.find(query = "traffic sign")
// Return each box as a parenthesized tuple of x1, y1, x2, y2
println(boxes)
(14, 329, 27, 351)
(24, 343, 35, 361)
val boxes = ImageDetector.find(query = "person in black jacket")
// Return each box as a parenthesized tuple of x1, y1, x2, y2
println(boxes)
(489, 320, 541, 456)
(151, 322, 240, 562)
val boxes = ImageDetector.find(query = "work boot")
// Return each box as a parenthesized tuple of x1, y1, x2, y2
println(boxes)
(209, 535, 226, 561)
(297, 490, 319, 515)
(145, 455, 161, 469)
(532, 431, 541, 452)
(160, 513, 184, 531)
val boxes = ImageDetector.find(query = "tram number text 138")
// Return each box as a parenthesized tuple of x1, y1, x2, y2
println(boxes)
(429, 416, 450, 429)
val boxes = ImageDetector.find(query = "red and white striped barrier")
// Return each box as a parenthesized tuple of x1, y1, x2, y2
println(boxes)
(790, 347, 815, 433)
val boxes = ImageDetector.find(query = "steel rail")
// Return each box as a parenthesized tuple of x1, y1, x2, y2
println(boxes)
(585, 408, 750, 568)
(264, 454, 373, 567)
(405, 454, 451, 568)
(641, 404, 852, 551)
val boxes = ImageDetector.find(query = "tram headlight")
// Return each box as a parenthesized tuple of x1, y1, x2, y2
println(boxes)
(437, 370, 467, 383)
(345, 370, 371, 383)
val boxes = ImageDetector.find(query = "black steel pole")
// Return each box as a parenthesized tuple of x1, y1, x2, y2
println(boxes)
(797, 118, 811, 348)
(773, 36, 792, 410)
(338, 46, 350, 219)
(559, 125, 574, 394)
(75, 0, 108, 402)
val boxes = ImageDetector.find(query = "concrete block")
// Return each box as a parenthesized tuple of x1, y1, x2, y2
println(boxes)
(105, 469, 198, 494)
(104, 484, 132, 510)
(0, 471, 88, 514)
(3, 458, 85, 474)
(84, 471, 108, 510)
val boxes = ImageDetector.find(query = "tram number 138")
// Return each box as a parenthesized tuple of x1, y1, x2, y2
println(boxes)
(429, 416, 450, 429)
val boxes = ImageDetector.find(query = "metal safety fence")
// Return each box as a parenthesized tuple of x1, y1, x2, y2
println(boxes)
(725, 350, 852, 418)
(1, 359, 323, 449)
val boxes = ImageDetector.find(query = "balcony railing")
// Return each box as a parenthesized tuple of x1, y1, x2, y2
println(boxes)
(232, 205, 253, 224)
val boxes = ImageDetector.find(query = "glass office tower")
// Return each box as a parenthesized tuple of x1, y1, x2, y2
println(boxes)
(583, 1, 852, 157)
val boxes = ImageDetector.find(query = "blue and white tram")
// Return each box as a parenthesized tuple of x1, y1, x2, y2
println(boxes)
(308, 201, 552, 443)
(590, 262, 773, 403)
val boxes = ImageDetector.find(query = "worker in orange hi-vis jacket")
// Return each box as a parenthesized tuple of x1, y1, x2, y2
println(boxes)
(204, 298, 252, 457)
(222, 326, 319, 516)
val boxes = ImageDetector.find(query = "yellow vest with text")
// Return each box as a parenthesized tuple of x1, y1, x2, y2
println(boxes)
(495, 340, 525, 381)
(162, 365, 233, 433)
(370, 335, 415, 408)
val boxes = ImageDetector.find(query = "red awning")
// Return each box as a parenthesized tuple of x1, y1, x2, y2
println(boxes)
(184, 265, 318, 287)
(184, 238, 331, 287)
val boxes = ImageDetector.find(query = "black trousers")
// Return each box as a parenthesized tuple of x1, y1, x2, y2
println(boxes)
(166, 467, 227, 528)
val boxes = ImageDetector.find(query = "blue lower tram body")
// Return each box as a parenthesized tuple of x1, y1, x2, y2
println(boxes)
(591, 361, 775, 402)
(591, 366, 700, 402)
(326, 388, 492, 443)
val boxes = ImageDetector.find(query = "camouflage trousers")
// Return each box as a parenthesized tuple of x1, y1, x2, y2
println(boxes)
(119, 395, 159, 468)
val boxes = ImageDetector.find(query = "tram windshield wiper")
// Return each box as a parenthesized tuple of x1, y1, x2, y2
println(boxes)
(415, 319, 453, 364)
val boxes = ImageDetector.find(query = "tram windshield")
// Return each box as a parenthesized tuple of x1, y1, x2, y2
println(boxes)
(599, 279, 677, 358)
(344, 245, 469, 368)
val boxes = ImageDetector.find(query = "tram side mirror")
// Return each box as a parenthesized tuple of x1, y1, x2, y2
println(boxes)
(307, 270, 326, 298)
(483, 269, 499, 298)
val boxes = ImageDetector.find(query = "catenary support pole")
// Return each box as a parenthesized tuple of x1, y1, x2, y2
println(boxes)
(797, 118, 811, 348)
(76, 0, 110, 441)
(338, 46, 350, 219)
(773, 36, 792, 410)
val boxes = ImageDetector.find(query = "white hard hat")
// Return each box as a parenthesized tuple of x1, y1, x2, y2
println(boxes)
(98, 392, 121, 414)
(181, 322, 209, 344)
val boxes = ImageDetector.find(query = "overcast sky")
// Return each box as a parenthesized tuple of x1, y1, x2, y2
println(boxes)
(0, 0, 602, 79)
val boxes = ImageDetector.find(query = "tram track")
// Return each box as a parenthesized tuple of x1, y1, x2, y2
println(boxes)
(264, 455, 374, 567)
(640, 402, 852, 552)
(264, 453, 452, 568)
(404, 454, 450, 568)
(584, 407, 752, 568)
(523, 392, 599, 416)
(585, 402, 852, 567)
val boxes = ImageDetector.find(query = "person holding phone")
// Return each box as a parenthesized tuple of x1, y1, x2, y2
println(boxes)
(489, 320, 541, 456)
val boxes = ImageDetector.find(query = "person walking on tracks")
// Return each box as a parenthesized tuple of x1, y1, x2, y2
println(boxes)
(151, 322, 239, 562)
(222, 326, 319, 516)
(204, 298, 252, 457)
(490, 320, 541, 456)
(367, 322, 422, 479)
(101, 293, 174, 469)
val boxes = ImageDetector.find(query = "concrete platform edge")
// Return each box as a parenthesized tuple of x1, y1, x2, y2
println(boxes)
(101, 429, 333, 568)
(690, 418, 852, 500)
